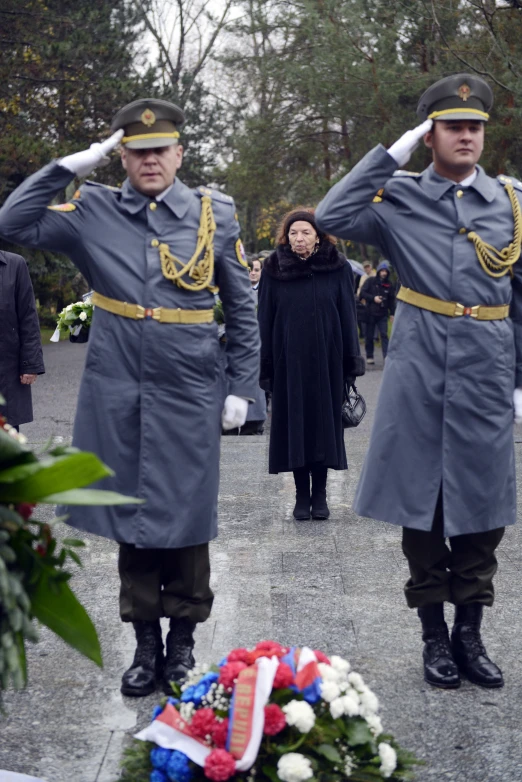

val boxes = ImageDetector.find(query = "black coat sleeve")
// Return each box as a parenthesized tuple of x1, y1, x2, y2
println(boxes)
(257, 272, 275, 391)
(339, 263, 365, 378)
(16, 258, 45, 376)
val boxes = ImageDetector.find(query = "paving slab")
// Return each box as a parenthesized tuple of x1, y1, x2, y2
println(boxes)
(1, 345, 522, 781)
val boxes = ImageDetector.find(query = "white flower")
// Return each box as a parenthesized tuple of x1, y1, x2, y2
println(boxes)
(344, 754, 356, 776)
(79, 311, 87, 321)
(66, 304, 73, 311)
(179, 702, 195, 721)
(359, 687, 379, 715)
(277, 753, 314, 782)
(318, 662, 339, 682)
(347, 671, 365, 692)
(366, 714, 383, 737)
(330, 655, 351, 676)
(329, 697, 345, 720)
(378, 743, 397, 778)
(282, 700, 316, 733)
(340, 693, 360, 717)
(320, 680, 341, 702)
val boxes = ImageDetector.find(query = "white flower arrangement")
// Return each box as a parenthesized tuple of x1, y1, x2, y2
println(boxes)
(51, 299, 94, 342)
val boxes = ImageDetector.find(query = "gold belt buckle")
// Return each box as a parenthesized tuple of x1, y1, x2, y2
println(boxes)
(454, 302, 479, 318)
(133, 303, 145, 319)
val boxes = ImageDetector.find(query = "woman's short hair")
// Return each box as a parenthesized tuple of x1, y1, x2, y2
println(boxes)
(275, 207, 337, 246)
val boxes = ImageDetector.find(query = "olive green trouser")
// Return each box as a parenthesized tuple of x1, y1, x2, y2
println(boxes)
(402, 494, 504, 608)
(118, 542, 214, 623)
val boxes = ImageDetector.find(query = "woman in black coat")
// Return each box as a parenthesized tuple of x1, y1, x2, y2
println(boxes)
(0, 251, 45, 427)
(258, 209, 364, 520)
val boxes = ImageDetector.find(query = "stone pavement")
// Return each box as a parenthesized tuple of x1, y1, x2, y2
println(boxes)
(1, 342, 522, 782)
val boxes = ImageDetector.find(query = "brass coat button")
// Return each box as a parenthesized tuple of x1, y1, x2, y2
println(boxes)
(456, 189, 464, 198)
(150, 202, 157, 211)
(151, 238, 159, 247)
(459, 227, 467, 234)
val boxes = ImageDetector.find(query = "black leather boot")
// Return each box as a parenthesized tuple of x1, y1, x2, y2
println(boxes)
(451, 604, 503, 688)
(163, 618, 196, 694)
(311, 467, 329, 520)
(292, 468, 311, 520)
(418, 604, 460, 689)
(121, 620, 164, 697)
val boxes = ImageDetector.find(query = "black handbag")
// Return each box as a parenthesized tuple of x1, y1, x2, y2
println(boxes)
(342, 383, 366, 428)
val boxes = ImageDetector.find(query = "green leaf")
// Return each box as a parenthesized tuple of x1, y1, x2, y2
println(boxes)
(61, 538, 86, 547)
(31, 575, 102, 667)
(0, 452, 114, 502)
(0, 428, 33, 467)
(262, 766, 280, 782)
(345, 719, 374, 747)
(41, 489, 144, 505)
(315, 744, 343, 763)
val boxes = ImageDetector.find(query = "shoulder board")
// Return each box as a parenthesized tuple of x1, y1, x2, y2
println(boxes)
(392, 170, 421, 178)
(196, 185, 234, 205)
(47, 203, 76, 212)
(83, 180, 122, 193)
(497, 174, 522, 191)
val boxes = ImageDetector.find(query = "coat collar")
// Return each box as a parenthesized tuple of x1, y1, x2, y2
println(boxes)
(420, 163, 496, 203)
(120, 176, 192, 217)
(0, 252, 7, 264)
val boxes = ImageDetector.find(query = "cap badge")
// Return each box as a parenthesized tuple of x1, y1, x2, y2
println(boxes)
(458, 84, 471, 102)
(141, 109, 156, 126)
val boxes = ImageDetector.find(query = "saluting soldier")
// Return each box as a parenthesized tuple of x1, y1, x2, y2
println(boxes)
(316, 74, 522, 690)
(0, 99, 260, 696)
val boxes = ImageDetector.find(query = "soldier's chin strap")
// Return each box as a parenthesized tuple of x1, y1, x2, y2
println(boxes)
(159, 195, 218, 292)
(467, 183, 522, 278)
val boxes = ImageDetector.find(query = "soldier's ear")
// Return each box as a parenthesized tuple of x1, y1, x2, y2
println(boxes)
(120, 148, 128, 170)
(424, 130, 434, 150)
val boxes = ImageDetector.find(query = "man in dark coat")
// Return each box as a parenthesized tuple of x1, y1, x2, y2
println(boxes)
(0, 99, 260, 697)
(316, 74, 520, 690)
(359, 260, 396, 364)
(0, 251, 45, 428)
(258, 209, 364, 521)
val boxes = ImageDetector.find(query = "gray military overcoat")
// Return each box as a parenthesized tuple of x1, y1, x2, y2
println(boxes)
(0, 162, 260, 548)
(315, 145, 522, 536)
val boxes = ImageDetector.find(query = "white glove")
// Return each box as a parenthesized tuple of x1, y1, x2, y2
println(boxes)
(221, 395, 249, 431)
(514, 388, 522, 424)
(387, 119, 433, 167)
(60, 129, 124, 178)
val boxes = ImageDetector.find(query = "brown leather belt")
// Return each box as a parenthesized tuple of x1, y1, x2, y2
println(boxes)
(91, 291, 214, 324)
(397, 286, 509, 321)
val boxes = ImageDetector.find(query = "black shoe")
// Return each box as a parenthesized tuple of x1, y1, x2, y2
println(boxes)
(451, 604, 503, 688)
(163, 618, 196, 695)
(121, 620, 164, 697)
(311, 467, 329, 519)
(292, 468, 311, 520)
(418, 605, 460, 689)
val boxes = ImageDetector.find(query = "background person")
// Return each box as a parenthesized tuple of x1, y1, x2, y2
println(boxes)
(0, 250, 45, 429)
(359, 260, 396, 364)
(0, 98, 260, 698)
(258, 208, 364, 521)
(316, 73, 518, 691)
(249, 256, 263, 303)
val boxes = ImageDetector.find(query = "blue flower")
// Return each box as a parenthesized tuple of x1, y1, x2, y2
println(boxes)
(168, 697, 180, 705)
(152, 705, 164, 720)
(218, 657, 228, 667)
(166, 750, 192, 782)
(150, 770, 168, 782)
(300, 678, 322, 704)
(180, 684, 196, 703)
(150, 747, 172, 770)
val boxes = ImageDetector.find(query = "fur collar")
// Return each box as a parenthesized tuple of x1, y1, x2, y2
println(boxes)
(263, 241, 346, 281)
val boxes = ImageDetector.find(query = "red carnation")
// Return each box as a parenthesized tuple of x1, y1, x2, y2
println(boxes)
(204, 748, 236, 781)
(272, 662, 294, 689)
(16, 503, 36, 521)
(263, 703, 286, 736)
(190, 708, 217, 740)
(211, 717, 229, 748)
(218, 661, 247, 692)
(227, 648, 251, 664)
(314, 650, 331, 665)
(255, 640, 284, 652)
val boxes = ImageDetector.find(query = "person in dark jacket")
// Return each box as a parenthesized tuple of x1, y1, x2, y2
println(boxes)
(0, 251, 45, 428)
(258, 208, 364, 521)
(360, 260, 395, 364)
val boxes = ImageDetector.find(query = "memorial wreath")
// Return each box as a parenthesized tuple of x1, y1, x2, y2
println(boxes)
(121, 642, 420, 782)
(51, 298, 93, 343)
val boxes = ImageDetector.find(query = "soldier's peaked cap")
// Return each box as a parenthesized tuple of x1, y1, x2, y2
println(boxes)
(416, 73, 493, 123)
(111, 98, 185, 149)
